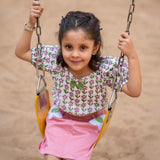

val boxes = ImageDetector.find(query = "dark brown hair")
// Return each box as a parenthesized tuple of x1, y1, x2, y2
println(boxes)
(57, 11, 103, 71)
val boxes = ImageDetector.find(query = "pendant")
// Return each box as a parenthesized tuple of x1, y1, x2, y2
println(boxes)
(70, 80, 84, 90)
(70, 80, 76, 88)
(77, 81, 84, 90)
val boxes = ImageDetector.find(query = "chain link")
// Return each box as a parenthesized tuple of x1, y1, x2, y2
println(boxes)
(126, 0, 135, 34)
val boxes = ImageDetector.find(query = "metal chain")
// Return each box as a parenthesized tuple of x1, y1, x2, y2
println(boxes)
(126, 0, 135, 34)
(35, 0, 45, 78)
(112, 0, 135, 91)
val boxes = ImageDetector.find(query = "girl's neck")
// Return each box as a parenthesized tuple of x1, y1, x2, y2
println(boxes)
(68, 67, 94, 79)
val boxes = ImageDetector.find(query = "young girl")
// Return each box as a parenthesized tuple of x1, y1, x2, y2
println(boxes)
(15, 1, 141, 160)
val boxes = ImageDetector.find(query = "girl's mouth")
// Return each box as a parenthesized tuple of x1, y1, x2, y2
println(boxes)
(71, 60, 82, 64)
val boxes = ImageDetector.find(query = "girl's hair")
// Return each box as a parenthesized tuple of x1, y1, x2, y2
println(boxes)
(57, 11, 103, 71)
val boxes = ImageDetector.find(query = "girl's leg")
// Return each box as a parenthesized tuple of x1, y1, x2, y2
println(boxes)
(43, 154, 62, 160)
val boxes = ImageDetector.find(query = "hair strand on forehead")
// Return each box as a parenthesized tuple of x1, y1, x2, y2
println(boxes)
(75, 20, 78, 27)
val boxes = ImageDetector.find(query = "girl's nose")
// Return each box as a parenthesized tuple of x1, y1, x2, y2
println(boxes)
(71, 50, 80, 57)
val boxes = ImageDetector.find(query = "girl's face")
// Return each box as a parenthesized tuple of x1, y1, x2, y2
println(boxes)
(61, 28, 99, 78)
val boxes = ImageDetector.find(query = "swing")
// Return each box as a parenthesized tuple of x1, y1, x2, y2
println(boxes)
(34, 4, 51, 138)
(34, 0, 135, 147)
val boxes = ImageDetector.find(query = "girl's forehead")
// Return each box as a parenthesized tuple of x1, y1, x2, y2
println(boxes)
(62, 28, 93, 42)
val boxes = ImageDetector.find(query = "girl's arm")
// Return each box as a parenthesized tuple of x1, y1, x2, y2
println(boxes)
(15, 0, 43, 62)
(118, 32, 142, 97)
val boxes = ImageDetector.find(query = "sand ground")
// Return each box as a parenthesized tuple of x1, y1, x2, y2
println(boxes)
(0, 0, 160, 159)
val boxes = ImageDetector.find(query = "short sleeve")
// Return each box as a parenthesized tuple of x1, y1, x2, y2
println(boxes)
(31, 45, 60, 72)
(100, 56, 129, 91)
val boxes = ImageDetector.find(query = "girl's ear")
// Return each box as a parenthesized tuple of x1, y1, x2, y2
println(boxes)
(92, 42, 101, 55)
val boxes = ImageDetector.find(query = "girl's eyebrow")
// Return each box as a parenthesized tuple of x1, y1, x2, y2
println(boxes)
(62, 41, 90, 45)
(79, 43, 88, 46)
(62, 41, 72, 45)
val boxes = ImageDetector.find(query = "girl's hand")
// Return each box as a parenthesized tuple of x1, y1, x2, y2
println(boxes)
(28, 0, 44, 27)
(118, 32, 137, 59)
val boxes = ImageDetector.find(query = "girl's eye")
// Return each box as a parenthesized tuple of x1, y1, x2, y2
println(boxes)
(65, 45, 72, 50)
(80, 46, 87, 50)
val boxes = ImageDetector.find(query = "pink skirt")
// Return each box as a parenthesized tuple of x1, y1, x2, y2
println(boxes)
(39, 105, 107, 160)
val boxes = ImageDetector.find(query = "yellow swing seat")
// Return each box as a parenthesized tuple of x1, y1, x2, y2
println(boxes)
(94, 89, 117, 147)
(35, 75, 51, 138)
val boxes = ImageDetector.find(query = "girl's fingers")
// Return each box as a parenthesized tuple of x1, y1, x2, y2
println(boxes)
(32, 0, 40, 6)
(28, 1, 43, 25)
(30, 6, 43, 18)
(118, 42, 126, 49)
(41, 7, 44, 13)
(119, 33, 130, 44)
(31, 8, 43, 15)
(32, 5, 42, 12)
(31, 13, 41, 18)
(119, 37, 125, 42)
(32, 6, 41, 10)
(31, 8, 40, 14)
(118, 41, 125, 45)
(118, 32, 135, 57)
(31, 0, 42, 12)
(121, 32, 129, 38)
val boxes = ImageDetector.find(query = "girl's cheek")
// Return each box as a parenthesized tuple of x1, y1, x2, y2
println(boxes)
(62, 53, 69, 63)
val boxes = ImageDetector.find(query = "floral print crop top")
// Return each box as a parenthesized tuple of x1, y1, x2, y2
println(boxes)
(31, 45, 129, 116)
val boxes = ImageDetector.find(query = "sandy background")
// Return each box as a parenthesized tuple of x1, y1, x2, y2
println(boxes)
(0, 0, 160, 159)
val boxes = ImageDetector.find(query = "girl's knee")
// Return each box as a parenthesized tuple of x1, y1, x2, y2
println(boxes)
(43, 154, 61, 160)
